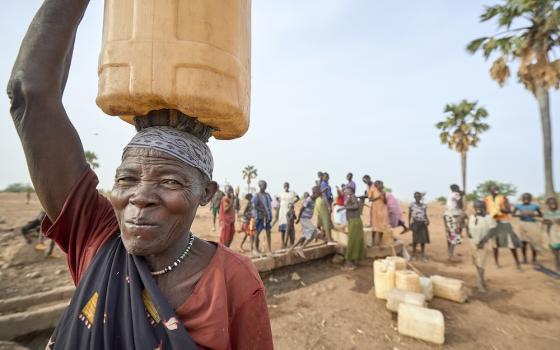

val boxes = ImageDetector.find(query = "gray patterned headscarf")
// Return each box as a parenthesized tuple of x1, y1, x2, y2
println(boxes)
(123, 126, 213, 179)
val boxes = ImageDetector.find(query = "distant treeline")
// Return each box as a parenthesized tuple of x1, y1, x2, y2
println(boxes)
(1, 183, 35, 193)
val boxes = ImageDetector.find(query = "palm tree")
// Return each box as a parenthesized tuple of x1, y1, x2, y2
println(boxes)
(85, 150, 99, 169)
(436, 100, 490, 194)
(242, 165, 258, 194)
(467, 0, 559, 198)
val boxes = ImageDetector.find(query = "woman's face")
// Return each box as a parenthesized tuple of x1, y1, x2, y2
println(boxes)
(110, 148, 216, 256)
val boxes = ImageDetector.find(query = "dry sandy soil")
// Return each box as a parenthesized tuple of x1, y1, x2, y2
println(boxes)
(1, 192, 559, 349)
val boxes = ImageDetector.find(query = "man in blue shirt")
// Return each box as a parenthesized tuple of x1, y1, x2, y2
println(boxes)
(252, 180, 273, 254)
(512, 193, 543, 264)
(320, 172, 333, 206)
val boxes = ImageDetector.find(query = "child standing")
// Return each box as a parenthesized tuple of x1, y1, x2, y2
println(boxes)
(239, 194, 256, 254)
(271, 196, 280, 227)
(284, 203, 297, 248)
(467, 200, 497, 293)
(408, 192, 430, 261)
(219, 186, 236, 247)
(333, 185, 347, 227)
(543, 197, 560, 271)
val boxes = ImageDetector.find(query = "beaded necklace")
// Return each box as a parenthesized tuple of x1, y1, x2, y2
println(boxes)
(150, 233, 195, 276)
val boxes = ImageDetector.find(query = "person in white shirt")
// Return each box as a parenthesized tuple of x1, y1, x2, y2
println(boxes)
(277, 182, 300, 249)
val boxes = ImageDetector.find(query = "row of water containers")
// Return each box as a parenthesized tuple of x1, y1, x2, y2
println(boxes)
(373, 257, 468, 345)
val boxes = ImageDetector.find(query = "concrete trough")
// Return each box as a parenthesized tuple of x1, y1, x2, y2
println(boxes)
(0, 286, 74, 314)
(252, 243, 336, 273)
(0, 302, 68, 340)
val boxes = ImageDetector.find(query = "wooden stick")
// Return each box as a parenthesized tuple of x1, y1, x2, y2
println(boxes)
(407, 262, 425, 277)
(392, 240, 425, 277)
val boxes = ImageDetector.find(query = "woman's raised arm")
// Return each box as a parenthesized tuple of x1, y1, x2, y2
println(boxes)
(7, 0, 91, 219)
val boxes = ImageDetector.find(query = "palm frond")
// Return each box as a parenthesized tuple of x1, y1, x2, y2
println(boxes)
(480, 5, 501, 22)
(467, 37, 488, 53)
(435, 100, 490, 155)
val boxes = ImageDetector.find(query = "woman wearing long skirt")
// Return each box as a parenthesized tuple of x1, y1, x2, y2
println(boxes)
(444, 184, 465, 260)
(368, 181, 390, 245)
(343, 188, 365, 270)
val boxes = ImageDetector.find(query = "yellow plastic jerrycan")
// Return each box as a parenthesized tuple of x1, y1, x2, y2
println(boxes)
(96, 0, 251, 140)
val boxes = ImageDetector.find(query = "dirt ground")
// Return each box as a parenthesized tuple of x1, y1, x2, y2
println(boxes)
(1, 192, 560, 349)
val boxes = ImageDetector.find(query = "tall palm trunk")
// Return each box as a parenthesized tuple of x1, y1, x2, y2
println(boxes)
(535, 85, 555, 198)
(247, 179, 251, 195)
(461, 151, 467, 195)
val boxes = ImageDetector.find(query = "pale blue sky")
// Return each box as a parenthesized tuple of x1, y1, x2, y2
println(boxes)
(0, 1, 558, 201)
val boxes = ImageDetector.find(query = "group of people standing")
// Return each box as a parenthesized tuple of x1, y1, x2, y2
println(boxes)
(293, 171, 365, 270)
(208, 171, 409, 270)
(209, 174, 560, 285)
(438, 184, 560, 293)
(210, 180, 300, 254)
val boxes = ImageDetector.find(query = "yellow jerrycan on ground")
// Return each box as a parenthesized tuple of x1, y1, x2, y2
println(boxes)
(96, 0, 251, 139)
